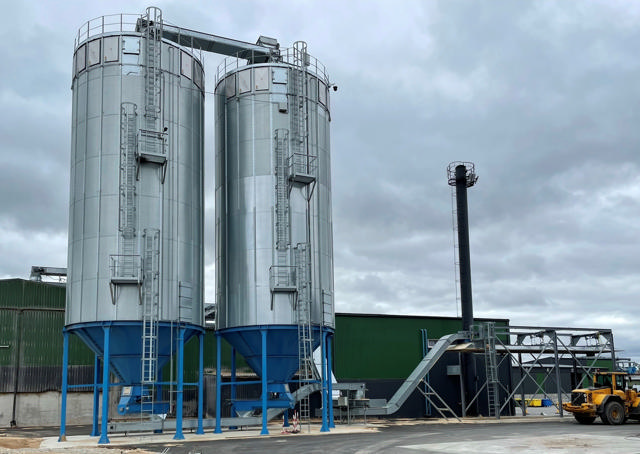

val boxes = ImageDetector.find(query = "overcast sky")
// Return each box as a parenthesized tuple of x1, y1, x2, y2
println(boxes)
(2, 0, 640, 362)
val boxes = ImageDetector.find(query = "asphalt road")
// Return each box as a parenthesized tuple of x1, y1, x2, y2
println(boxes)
(119, 419, 640, 454)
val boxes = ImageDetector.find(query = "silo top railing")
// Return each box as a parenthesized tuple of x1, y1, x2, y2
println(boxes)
(74, 14, 141, 50)
(74, 14, 204, 63)
(215, 46, 330, 86)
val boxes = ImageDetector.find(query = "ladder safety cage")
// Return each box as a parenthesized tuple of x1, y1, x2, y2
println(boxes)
(110, 102, 142, 305)
(137, 7, 168, 184)
(141, 228, 161, 393)
(270, 129, 297, 308)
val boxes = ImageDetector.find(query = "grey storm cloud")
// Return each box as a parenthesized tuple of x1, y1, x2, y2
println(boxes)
(1, 0, 640, 360)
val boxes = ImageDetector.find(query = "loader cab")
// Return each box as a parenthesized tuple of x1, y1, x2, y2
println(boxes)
(594, 374, 612, 389)
(593, 372, 626, 391)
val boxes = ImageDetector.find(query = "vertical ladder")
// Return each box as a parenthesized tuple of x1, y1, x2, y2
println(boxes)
(139, 8, 163, 414)
(484, 322, 500, 418)
(295, 244, 313, 427)
(420, 329, 432, 416)
(142, 7, 162, 132)
(290, 41, 308, 158)
(274, 129, 290, 268)
(269, 129, 295, 302)
(450, 186, 461, 319)
(119, 103, 138, 276)
(141, 229, 160, 406)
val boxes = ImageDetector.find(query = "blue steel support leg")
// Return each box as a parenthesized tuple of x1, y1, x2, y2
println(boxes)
(230, 347, 236, 417)
(98, 326, 111, 445)
(328, 334, 335, 428)
(154, 369, 163, 434)
(91, 354, 100, 436)
(214, 332, 222, 434)
(229, 347, 237, 429)
(260, 329, 269, 435)
(197, 331, 204, 435)
(320, 329, 329, 432)
(58, 329, 69, 442)
(174, 328, 185, 440)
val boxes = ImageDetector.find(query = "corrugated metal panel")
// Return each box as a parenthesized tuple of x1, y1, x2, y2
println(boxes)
(0, 309, 17, 366)
(0, 280, 94, 392)
(334, 314, 509, 381)
(0, 279, 65, 309)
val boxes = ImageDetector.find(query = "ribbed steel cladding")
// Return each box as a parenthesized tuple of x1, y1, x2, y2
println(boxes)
(66, 30, 204, 326)
(215, 62, 334, 330)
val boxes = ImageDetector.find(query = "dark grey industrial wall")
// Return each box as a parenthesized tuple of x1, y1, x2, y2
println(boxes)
(357, 353, 514, 418)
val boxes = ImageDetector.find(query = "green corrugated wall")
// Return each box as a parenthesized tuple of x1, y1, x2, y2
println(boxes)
(0, 279, 93, 368)
(333, 314, 509, 380)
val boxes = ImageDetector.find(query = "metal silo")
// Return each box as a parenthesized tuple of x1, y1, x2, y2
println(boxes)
(60, 8, 205, 443)
(214, 42, 335, 431)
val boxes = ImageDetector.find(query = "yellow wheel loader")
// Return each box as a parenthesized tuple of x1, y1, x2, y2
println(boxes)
(562, 372, 640, 425)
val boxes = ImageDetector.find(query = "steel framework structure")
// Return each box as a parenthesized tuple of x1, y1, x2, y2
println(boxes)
(466, 323, 616, 419)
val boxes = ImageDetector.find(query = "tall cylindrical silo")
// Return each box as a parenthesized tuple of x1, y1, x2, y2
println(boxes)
(66, 8, 204, 396)
(214, 44, 335, 393)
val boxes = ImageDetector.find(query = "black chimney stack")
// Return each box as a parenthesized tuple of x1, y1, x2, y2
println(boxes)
(448, 162, 478, 416)
(447, 162, 478, 332)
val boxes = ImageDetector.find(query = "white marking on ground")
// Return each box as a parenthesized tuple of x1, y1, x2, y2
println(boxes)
(399, 434, 640, 453)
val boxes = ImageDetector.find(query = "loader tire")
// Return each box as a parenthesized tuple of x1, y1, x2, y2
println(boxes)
(604, 401, 625, 425)
(574, 415, 595, 424)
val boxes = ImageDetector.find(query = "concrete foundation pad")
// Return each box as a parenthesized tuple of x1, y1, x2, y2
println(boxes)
(40, 422, 379, 450)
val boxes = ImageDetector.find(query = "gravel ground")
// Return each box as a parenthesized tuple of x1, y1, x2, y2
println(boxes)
(0, 436, 155, 454)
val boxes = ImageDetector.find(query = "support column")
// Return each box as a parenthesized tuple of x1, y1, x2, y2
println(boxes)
(154, 369, 163, 434)
(174, 327, 185, 440)
(214, 332, 222, 434)
(58, 329, 69, 442)
(320, 329, 329, 432)
(519, 353, 526, 416)
(328, 333, 335, 428)
(231, 347, 237, 416)
(197, 331, 204, 435)
(98, 325, 111, 445)
(552, 331, 563, 417)
(91, 354, 100, 436)
(609, 331, 616, 372)
(260, 329, 269, 435)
